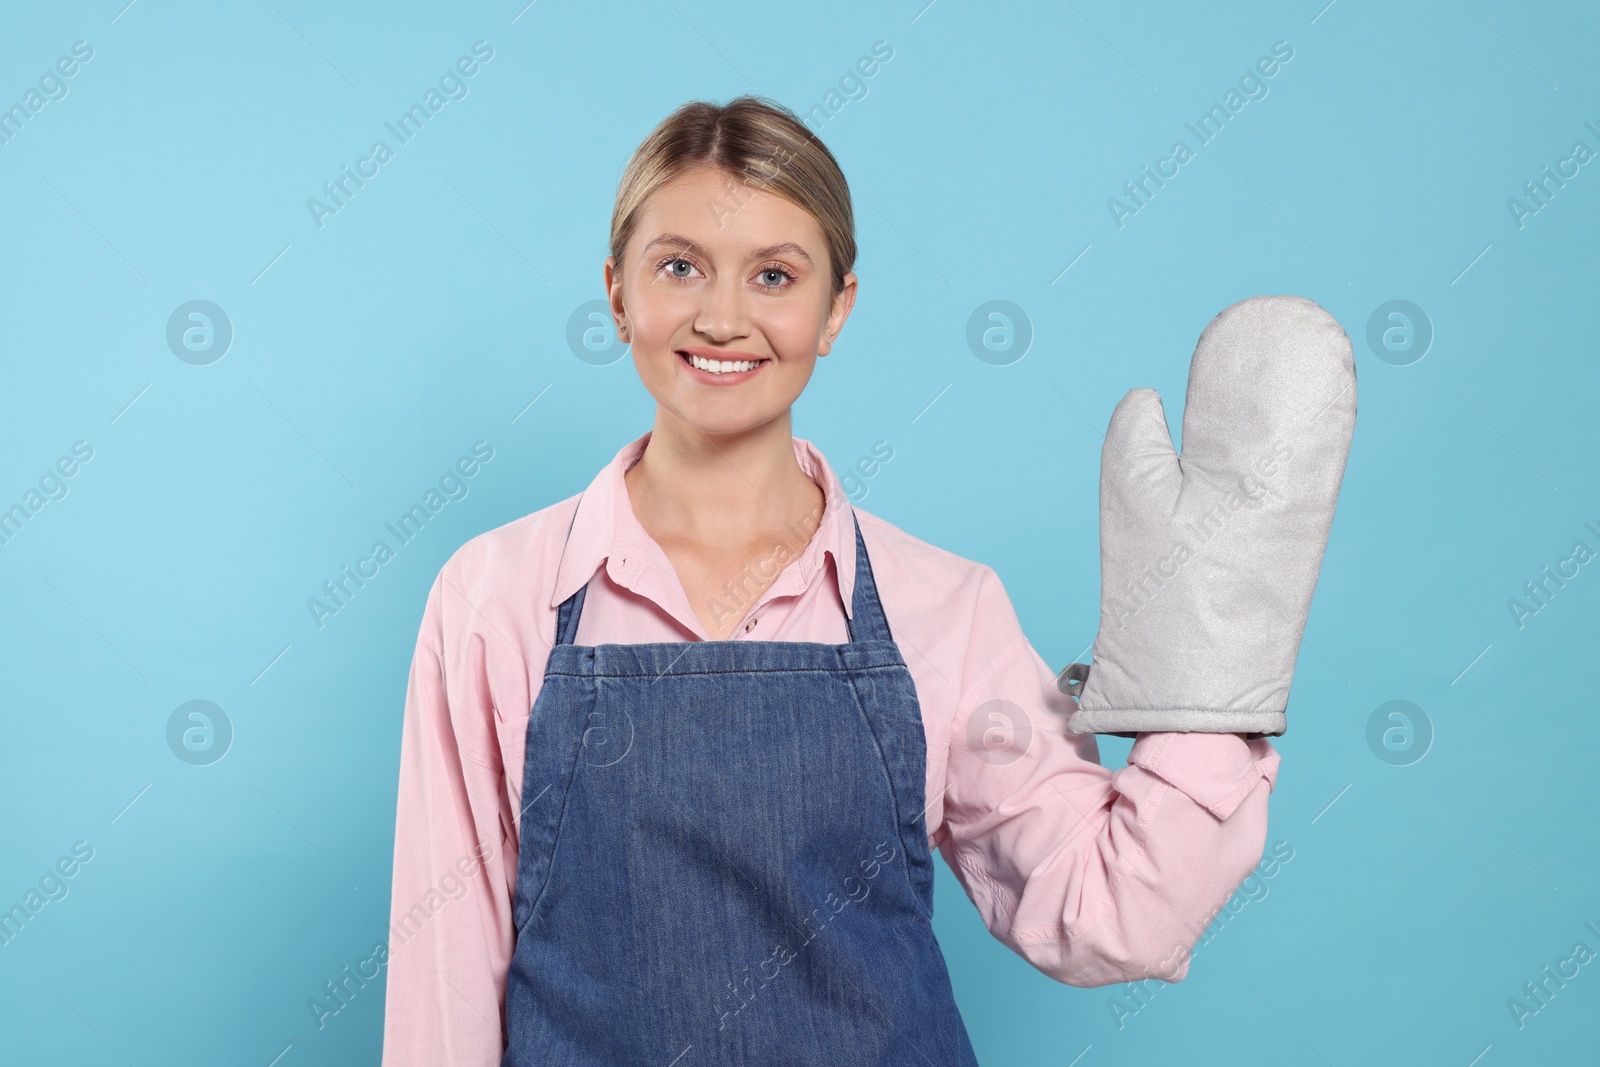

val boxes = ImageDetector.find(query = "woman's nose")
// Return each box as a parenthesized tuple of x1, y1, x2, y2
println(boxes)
(693, 276, 750, 340)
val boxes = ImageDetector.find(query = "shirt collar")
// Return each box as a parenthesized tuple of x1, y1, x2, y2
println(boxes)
(549, 430, 857, 619)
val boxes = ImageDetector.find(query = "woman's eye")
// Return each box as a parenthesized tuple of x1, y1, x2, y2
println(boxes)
(658, 258, 792, 288)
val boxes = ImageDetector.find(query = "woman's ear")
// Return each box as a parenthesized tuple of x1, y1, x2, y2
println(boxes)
(820, 271, 859, 357)
(604, 254, 629, 340)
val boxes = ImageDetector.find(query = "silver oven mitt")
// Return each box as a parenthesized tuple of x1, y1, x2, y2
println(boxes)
(1059, 294, 1356, 737)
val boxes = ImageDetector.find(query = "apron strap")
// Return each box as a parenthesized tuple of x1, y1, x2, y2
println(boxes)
(844, 506, 895, 646)
(553, 494, 587, 647)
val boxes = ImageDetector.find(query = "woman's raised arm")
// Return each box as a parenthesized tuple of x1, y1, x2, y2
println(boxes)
(936, 564, 1280, 988)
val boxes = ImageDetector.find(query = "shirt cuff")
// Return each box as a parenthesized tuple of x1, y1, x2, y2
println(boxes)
(1126, 731, 1280, 820)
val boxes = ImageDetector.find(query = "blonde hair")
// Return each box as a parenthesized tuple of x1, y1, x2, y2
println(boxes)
(610, 96, 857, 295)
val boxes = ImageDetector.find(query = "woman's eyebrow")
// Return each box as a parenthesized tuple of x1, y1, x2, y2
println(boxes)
(641, 233, 814, 267)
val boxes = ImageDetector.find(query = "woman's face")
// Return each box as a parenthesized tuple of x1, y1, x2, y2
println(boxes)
(606, 164, 857, 438)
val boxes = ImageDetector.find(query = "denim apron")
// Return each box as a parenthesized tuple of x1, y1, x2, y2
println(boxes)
(502, 504, 980, 1065)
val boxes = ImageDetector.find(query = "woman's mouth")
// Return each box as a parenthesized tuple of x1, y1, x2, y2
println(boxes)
(677, 350, 770, 384)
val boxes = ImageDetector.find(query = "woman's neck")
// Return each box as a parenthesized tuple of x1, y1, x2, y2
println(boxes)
(623, 410, 825, 554)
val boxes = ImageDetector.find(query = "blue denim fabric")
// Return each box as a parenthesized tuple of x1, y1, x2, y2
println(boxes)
(502, 504, 980, 1065)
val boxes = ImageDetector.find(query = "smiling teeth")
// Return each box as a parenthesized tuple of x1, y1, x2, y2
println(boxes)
(689, 354, 763, 374)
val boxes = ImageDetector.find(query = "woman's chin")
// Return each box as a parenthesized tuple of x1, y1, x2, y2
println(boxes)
(664, 400, 789, 439)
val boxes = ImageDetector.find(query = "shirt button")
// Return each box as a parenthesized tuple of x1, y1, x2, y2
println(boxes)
(744, 618, 757, 633)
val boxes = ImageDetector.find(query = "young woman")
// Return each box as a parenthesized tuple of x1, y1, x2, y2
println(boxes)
(381, 96, 1279, 1066)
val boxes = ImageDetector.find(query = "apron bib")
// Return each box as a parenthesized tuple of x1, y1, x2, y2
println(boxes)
(502, 505, 980, 1065)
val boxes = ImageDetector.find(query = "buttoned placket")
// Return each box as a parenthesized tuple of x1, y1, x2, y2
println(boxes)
(607, 505, 839, 642)
(733, 549, 824, 639)
(608, 552, 796, 641)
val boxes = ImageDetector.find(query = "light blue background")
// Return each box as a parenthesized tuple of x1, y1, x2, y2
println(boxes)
(2, 1, 1597, 1064)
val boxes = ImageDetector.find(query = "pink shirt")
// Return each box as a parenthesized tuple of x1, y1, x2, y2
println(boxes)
(381, 431, 1280, 1065)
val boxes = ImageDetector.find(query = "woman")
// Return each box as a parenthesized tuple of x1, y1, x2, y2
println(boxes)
(381, 96, 1279, 1065)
